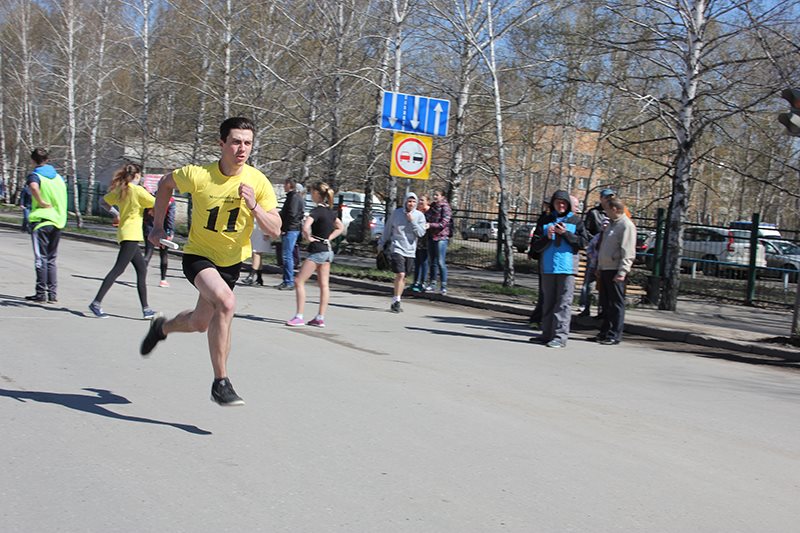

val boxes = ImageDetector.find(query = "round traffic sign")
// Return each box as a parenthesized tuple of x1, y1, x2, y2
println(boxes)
(394, 137, 429, 176)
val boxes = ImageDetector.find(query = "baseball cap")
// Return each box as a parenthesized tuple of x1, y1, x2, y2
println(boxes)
(600, 188, 616, 198)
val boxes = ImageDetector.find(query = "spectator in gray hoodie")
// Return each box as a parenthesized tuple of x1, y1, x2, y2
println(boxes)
(379, 192, 428, 313)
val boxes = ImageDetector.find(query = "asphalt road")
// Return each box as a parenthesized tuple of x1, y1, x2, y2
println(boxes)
(2, 228, 799, 532)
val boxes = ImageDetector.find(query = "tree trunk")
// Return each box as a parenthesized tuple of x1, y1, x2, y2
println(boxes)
(447, 43, 475, 211)
(0, 48, 8, 202)
(86, 0, 110, 217)
(361, 30, 392, 242)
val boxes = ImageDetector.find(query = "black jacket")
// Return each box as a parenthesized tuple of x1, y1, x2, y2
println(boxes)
(583, 205, 607, 237)
(280, 190, 304, 232)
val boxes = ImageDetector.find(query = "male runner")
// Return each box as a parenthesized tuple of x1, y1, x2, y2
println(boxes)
(140, 117, 281, 406)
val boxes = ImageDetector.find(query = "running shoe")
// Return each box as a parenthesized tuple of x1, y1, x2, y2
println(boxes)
(307, 317, 325, 328)
(390, 301, 402, 313)
(211, 378, 245, 406)
(142, 307, 156, 319)
(285, 316, 305, 327)
(140, 314, 166, 356)
(158, 279, 170, 288)
(88, 302, 108, 318)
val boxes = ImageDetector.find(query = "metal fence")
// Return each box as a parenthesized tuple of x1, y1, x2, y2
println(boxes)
(448, 207, 800, 308)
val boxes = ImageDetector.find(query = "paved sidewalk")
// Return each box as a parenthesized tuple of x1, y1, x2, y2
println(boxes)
(328, 251, 800, 361)
(5, 220, 797, 361)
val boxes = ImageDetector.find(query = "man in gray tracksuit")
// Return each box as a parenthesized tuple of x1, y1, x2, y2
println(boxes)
(379, 192, 428, 313)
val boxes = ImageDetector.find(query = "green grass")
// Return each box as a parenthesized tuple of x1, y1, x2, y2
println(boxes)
(478, 282, 536, 297)
(331, 263, 395, 282)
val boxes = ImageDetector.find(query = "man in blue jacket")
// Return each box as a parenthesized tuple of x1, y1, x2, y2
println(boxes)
(529, 190, 589, 348)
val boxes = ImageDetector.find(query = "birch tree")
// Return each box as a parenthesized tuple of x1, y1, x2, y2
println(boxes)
(595, 0, 799, 310)
(84, 0, 115, 216)
(429, 0, 553, 285)
(44, 0, 85, 226)
(1, 1, 39, 199)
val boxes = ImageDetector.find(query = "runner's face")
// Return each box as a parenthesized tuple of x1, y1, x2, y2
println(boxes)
(220, 128, 254, 168)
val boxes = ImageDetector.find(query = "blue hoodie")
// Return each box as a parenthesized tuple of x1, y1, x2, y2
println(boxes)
(531, 190, 589, 274)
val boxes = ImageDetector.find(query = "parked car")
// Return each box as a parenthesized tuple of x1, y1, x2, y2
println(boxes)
(340, 205, 385, 233)
(761, 239, 800, 281)
(512, 224, 536, 253)
(345, 213, 385, 244)
(729, 221, 782, 240)
(462, 220, 498, 242)
(635, 230, 654, 264)
(680, 226, 766, 276)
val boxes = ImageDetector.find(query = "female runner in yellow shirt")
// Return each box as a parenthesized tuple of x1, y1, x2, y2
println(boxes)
(88, 163, 156, 319)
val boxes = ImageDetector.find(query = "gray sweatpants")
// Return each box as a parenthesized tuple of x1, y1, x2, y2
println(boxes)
(540, 273, 575, 345)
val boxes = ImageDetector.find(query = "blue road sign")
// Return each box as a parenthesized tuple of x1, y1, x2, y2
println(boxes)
(380, 91, 450, 137)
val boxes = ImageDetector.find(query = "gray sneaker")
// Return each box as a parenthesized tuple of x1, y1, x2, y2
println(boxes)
(211, 378, 245, 406)
(546, 339, 565, 348)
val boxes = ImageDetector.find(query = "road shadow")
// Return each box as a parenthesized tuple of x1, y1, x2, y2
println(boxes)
(0, 387, 211, 435)
(0, 294, 86, 318)
(653, 346, 800, 371)
(71, 273, 136, 289)
(235, 313, 284, 325)
(424, 314, 544, 339)
(406, 325, 533, 344)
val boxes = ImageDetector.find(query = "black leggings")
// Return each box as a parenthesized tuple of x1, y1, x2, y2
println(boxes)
(94, 241, 148, 307)
(143, 238, 168, 280)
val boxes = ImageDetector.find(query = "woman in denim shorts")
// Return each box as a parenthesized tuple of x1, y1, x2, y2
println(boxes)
(285, 181, 344, 328)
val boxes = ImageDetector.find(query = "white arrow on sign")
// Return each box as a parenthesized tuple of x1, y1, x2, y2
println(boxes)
(432, 102, 443, 136)
(389, 92, 399, 126)
(410, 96, 420, 129)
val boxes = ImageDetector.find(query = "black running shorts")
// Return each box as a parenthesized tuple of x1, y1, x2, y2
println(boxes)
(182, 254, 242, 290)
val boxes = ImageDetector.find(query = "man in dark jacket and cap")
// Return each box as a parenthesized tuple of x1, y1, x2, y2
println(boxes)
(529, 190, 589, 348)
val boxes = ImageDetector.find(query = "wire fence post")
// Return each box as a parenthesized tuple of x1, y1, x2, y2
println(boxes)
(745, 212, 759, 305)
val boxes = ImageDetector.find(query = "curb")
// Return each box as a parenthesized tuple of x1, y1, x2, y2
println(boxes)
(4, 220, 797, 361)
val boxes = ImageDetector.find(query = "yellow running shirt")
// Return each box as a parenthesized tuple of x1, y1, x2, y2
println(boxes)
(173, 162, 277, 266)
(104, 183, 155, 243)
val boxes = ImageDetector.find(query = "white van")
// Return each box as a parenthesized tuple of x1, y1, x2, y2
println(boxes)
(682, 226, 766, 276)
(728, 221, 782, 240)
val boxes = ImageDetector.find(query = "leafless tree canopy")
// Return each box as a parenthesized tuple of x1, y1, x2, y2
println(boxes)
(1, 0, 798, 302)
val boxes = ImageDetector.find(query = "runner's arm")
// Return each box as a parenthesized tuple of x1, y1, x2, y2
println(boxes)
(149, 172, 176, 245)
(28, 182, 51, 209)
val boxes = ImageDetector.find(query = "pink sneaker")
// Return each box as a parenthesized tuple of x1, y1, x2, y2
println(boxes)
(159, 280, 170, 288)
(307, 317, 325, 328)
(285, 316, 305, 327)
